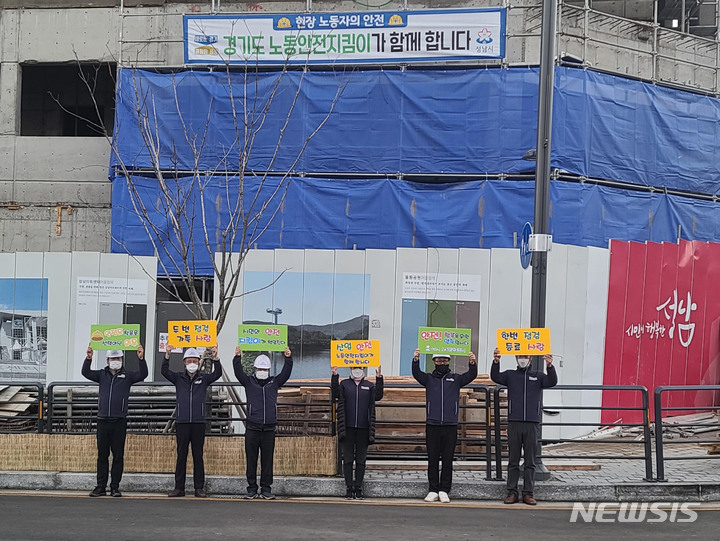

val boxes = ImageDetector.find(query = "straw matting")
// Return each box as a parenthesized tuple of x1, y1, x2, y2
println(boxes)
(0, 434, 336, 476)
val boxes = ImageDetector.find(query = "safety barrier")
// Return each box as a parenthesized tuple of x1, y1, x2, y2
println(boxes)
(0, 381, 44, 433)
(369, 383, 493, 480)
(492, 384, 654, 481)
(654, 385, 720, 482)
(44, 381, 334, 436)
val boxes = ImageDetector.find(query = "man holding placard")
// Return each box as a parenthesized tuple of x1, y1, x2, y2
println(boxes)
(162, 344, 222, 498)
(491, 344, 557, 505)
(82, 342, 148, 497)
(412, 347, 477, 504)
(331, 363, 384, 500)
(233, 345, 293, 500)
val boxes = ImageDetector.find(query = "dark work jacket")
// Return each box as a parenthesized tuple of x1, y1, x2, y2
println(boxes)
(81, 356, 148, 419)
(232, 355, 293, 430)
(490, 363, 558, 423)
(161, 357, 222, 423)
(332, 374, 384, 443)
(412, 360, 478, 426)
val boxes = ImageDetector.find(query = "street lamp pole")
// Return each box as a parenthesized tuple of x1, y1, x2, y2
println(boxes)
(531, 0, 558, 481)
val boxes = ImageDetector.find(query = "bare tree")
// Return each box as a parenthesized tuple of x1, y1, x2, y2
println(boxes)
(67, 55, 347, 334)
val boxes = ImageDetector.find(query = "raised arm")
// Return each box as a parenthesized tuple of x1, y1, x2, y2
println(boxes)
(207, 346, 222, 384)
(275, 347, 293, 388)
(81, 344, 101, 383)
(458, 352, 478, 386)
(160, 344, 177, 384)
(541, 355, 558, 388)
(331, 369, 341, 401)
(232, 346, 250, 385)
(374, 372, 384, 401)
(489, 348, 508, 386)
(411, 348, 428, 387)
(129, 345, 149, 383)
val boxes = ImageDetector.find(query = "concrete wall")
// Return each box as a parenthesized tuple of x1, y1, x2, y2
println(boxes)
(0, 2, 718, 255)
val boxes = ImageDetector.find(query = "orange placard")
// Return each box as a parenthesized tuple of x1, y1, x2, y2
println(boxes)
(168, 320, 217, 347)
(496, 328, 551, 355)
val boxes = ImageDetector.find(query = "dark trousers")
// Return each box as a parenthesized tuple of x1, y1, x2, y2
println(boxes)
(342, 427, 370, 489)
(175, 422, 206, 490)
(506, 421, 538, 496)
(425, 424, 458, 493)
(245, 427, 276, 492)
(96, 418, 127, 489)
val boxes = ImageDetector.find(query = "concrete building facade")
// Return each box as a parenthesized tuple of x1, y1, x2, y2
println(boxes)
(1, 0, 720, 253)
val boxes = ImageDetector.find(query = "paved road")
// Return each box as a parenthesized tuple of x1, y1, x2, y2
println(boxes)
(0, 493, 717, 540)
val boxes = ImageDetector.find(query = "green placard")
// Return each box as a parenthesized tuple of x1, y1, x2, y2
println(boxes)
(238, 324, 288, 351)
(90, 324, 141, 350)
(417, 326, 472, 356)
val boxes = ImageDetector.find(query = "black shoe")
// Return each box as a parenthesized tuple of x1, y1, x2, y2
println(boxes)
(194, 489, 207, 498)
(89, 486, 106, 497)
(110, 487, 122, 498)
(260, 490, 276, 500)
(168, 489, 185, 497)
(243, 489, 258, 499)
(354, 488, 365, 500)
(345, 488, 354, 500)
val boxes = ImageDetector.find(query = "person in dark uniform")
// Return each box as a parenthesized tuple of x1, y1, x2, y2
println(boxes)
(162, 344, 222, 498)
(82, 344, 148, 497)
(233, 346, 293, 500)
(412, 348, 477, 504)
(491, 348, 557, 505)
(331, 364, 384, 500)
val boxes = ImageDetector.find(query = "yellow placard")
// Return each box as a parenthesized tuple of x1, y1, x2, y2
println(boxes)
(168, 320, 217, 347)
(496, 328, 551, 355)
(330, 340, 380, 367)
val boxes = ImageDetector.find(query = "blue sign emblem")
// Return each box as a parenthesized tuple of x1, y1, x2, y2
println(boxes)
(520, 222, 532, 269)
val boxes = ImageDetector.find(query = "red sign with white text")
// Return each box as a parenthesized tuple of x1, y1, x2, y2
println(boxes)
(602, 240, 720, 423)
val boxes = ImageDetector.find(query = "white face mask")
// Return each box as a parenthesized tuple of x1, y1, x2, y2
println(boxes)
(351, 368, 364, 380)
(517, 358, 531, 369)
(256, 370, 269, 380)
(109, 360, 122, 370)
(186, 363, 199, 374)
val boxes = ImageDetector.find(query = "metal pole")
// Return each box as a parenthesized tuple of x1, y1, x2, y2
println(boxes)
(531, 0, 558, 482)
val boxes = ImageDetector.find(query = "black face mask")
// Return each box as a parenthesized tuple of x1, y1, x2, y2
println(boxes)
(434, 364, 450, 375)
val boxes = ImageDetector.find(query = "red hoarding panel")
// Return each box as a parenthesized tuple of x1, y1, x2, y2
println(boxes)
(602, 240, 720, 422)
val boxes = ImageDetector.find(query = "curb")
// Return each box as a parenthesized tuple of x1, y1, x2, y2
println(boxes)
(1, 472, 720, 502)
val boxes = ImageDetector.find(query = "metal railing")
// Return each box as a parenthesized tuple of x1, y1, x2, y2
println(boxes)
(44, 380, 334, 437)
(493, 384, 654, 481)
(654, 385, 720, 481)
(0, 381, 44, 433)
(369, 383, 493, 480)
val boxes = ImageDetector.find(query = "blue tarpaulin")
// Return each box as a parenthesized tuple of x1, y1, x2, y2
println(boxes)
(110, 65, 720, 274)
(112, 66, 720, 194)
(111, 174, 718, 275)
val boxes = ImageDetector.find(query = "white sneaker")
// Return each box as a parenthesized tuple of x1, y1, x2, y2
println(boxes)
(424, 491, 439, 502)
(438, 491, 451, 503)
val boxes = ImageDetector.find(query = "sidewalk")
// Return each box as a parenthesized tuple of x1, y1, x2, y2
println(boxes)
(2, 442, 720, 502)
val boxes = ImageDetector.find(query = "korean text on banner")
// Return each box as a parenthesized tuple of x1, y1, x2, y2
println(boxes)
(184, 9, 505, 65)
(168, 320, 217, 347)
(331, 340, 380, 367)
(496, 328, 551, 355)
(90, 324, 141, 350)
(418, 327, 471, 356)
(238, 324, 288, 351)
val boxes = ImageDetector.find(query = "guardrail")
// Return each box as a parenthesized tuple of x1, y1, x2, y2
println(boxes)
(370, 383, 493, 480)
(44, 381, 334, 437)
(0, 381, 44, 433)
(493, 384, 653, 481)
(654, 385, 720, 482)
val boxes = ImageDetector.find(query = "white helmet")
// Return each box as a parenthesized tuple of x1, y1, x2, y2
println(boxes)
(183, 347, 200, 360)
(254, 355, 272, 369)
(107, 350, 123, 360)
